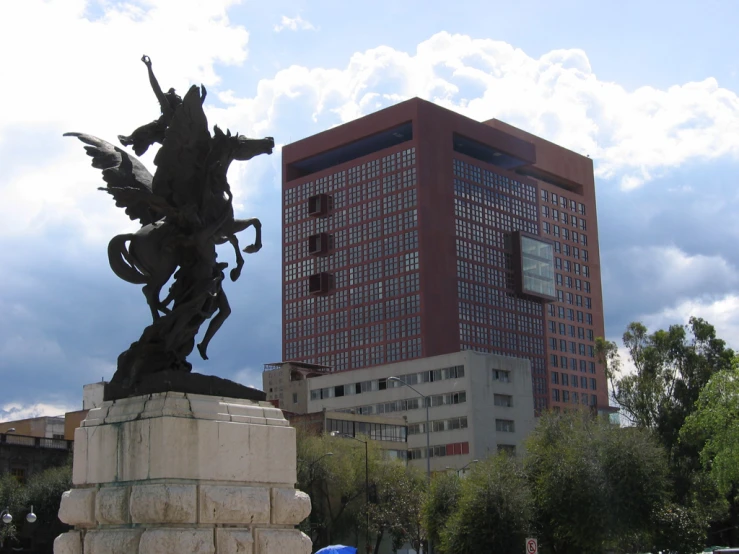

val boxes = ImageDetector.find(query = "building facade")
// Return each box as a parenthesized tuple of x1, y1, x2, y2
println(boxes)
(281, 97, 607, 413)
(263, 351, 536, 472)
(285, 410, 409, 462)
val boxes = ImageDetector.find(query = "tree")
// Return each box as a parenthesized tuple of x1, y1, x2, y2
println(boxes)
(297, 430, 367, 549)
(681, 366, 739, 496)
(597, 318, 736, 546)
(525, 411, 671, 554)
(597, 318, 734, 458)
(0, 462, 72, 552)
(422, 470, 461, 553)
(0, 473, 25, 546)
(440, 454, 533, 554)
(366, 462, 426, 554)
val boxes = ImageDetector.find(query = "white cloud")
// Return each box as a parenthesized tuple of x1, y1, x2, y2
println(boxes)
(218, 32, 739, 192)
(274, 15, 316, 32)
(0, 0, 249, 242)
(1, 402, 78, 422)
(3, 11, 739, 248)
(618, 245, 738, 297)
(640, 294, 739, 351)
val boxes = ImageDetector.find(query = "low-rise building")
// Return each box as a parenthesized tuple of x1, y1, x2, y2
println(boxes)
(286, 410, 408, 461)
(263, 350, 535, 472)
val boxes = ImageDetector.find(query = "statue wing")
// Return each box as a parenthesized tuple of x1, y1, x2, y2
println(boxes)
(64, 132, 168, 225)
(151, 85, 211, 212)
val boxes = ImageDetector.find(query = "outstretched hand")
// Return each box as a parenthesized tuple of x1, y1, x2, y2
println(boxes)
(141, 55, 152, 67)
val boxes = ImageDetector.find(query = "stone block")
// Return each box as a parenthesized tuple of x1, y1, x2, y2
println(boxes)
(155, 397, 193, 418)
(199, 485, 270, 524)
(58, 488, 96, 527)
(139, 528, 215, 554)
(255, 529, 311, 554)
(95, 486, 130, 525)
(271, 488, 311, 525)
(81, 405, 109, 427)
(118, 418, 150, 481)
(84, 529, 143, 554)
(215, 528, 254, 554)
(144, 417, 296, 484)
(130, 484, 197, 524)
(54, 531, 83, 554)
(261, 407, 285, 421)
(224, 403, 265, 418)
(147, 416, 205, 480)
(71, 427, 88, 486)
(84, 423, 120, 484)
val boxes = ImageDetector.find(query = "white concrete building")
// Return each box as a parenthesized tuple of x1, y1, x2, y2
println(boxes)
(263, 350, 535, 472)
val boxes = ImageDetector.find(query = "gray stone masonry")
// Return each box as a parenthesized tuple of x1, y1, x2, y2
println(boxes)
(54, 392, 312, 554)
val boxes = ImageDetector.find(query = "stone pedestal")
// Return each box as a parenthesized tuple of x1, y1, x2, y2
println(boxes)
(54, 392, 312, 554)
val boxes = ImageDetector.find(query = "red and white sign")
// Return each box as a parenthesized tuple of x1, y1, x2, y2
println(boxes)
(526, 538, 538, 554)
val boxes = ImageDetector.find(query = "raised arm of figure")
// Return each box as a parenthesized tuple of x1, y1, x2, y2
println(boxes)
(141, 55, 171, 119)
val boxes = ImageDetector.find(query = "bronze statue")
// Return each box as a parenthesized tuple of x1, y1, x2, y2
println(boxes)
(66, 56, 274, 398)
(118, 56, 185, 156)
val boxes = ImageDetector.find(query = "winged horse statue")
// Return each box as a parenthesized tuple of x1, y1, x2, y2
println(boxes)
(66, 56, 274, 390)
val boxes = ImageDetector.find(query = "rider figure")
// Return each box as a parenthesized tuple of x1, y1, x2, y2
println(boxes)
(118, 55, 183, 156)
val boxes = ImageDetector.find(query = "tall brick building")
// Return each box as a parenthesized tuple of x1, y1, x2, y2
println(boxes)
(281, 98, 607, 413)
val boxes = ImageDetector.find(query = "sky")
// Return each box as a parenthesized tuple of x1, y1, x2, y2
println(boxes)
(1, 0, 738, 420)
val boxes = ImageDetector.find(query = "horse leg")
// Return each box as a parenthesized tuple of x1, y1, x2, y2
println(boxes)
(142, 283, 162, 320)
(229, 218, 262, 253)
(196, 291, 231, 361)
(227, 235, 244, 282)
(143, 256, 179, 320)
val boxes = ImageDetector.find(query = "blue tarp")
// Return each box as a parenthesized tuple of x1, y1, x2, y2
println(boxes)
(315, 546, 358, 554)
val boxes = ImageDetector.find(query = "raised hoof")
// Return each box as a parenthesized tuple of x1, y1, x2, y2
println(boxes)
(197, 343, 209, 360)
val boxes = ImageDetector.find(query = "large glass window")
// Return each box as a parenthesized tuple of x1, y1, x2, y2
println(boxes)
(520, 235, 555, 298)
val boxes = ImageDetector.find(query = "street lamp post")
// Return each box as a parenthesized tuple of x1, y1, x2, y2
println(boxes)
(457, 459, 479, 477)
(387, 376, 431, 554)
(1, 506, 37, 525)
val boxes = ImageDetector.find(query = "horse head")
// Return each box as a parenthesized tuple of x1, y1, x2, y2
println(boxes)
(232, 134, 274, 161)
(213, 126, 274, 162)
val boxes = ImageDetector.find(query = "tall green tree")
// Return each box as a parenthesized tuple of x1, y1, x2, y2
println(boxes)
(422, 470, 461, 554)
(525, 411, 671, 554)
(366, 462, 426, 554)
(296, 429, 378, 550)
(597, 317, 734, 456)
(440, 454, 533, 554)
(681, 365, 739, 496)
(597, 317, 736, 546)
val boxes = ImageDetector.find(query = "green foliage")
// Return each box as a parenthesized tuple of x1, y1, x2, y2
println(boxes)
(366, 462, 426, 554)
(0, 473, 26, 544)
(597, 317, 734, 455)
(440, 454, 532, 554)
(598, 317, 738, 546)
(525, 411, 670, 554)
(681, 366, 739, 495)
(296, 428, 424, 552)
(649, 501, 710, 554)
(422, 470, 461, 553)
(0, 461, 72, 547)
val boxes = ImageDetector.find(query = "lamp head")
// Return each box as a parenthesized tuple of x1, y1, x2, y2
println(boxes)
(388, 376, 401, 382)
(1, 510, 11, 525)
(26, 506, 36, 524)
